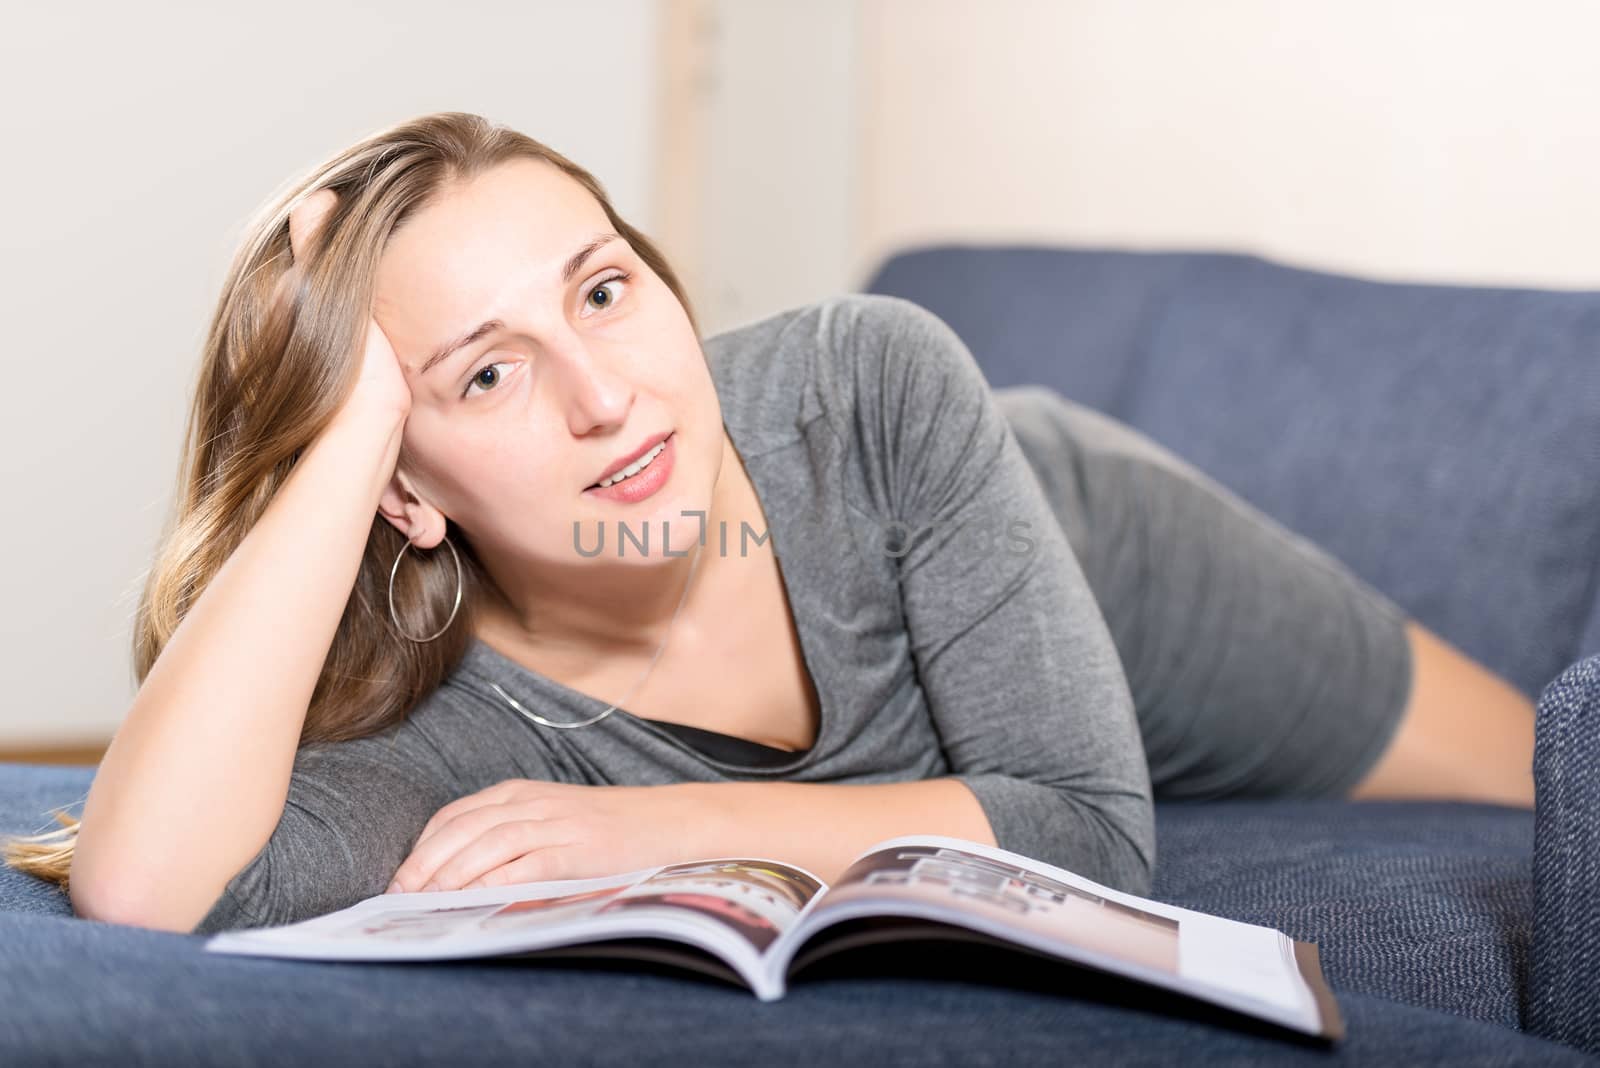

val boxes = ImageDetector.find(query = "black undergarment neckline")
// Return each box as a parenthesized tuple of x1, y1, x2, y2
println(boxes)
(638, 717, 805, 767)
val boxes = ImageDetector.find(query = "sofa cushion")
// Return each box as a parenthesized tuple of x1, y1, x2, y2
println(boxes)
(0, 762, 83, 917)
(0, 765, 1545, 1038)
(1152, 798, 1535, 1031)
(863, 247, 1600, 700)
(0, 906, 1588, 1066)
(1122, 253, 1600, 701)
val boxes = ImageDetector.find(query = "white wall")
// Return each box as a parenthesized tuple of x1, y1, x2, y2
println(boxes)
(854, 0, 1600, 290)
(653, 0, 864, 337)
(0, 2, 664, 747)
(671, 0, 1600, 345)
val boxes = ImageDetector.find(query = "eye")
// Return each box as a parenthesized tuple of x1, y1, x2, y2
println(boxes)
(585, 269, 632, 313)
(462, 360, 515, 400)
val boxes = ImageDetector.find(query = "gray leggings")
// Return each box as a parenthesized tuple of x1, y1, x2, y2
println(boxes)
(993, 385, 1416, 802)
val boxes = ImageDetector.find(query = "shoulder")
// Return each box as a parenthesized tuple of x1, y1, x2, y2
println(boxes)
(288, 681, 477, 795)
(704, 292, 951, 367)
(703, 293, 971, 452)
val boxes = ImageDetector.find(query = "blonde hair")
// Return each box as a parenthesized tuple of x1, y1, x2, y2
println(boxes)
(3, 111, 699, 893)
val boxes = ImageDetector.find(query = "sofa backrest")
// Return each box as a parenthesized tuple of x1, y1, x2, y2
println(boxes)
(863, 245, 1600, 700)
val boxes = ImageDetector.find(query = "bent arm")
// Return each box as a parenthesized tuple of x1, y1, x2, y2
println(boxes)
(854, 294, 1156, 895)
(73, 409, 409, 934)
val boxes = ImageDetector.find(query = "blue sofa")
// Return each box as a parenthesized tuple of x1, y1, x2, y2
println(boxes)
(5, 246, 1598, 1065)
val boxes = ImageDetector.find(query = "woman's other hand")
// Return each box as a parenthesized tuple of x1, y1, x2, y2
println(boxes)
(384, 780, 723, 894)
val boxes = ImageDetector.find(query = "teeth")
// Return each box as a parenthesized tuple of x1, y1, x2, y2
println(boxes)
(594, 440, 666, 488)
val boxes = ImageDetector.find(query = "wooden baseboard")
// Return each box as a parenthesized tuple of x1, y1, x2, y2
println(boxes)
(0, 743, 108, 766)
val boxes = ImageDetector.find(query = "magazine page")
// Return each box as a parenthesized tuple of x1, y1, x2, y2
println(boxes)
(761, 834, 1341, 1041)
(204, 855, 828, 999)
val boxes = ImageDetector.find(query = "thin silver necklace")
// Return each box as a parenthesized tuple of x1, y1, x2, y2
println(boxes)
(491, 535, 705, 729)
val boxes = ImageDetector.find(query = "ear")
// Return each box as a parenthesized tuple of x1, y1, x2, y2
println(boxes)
(377, 469, 450, 550)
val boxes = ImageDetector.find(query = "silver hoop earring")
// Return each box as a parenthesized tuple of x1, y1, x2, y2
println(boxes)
(388, 532, 463, 643)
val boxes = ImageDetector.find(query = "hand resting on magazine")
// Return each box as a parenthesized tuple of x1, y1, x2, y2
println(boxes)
(383, 779, 722, 894)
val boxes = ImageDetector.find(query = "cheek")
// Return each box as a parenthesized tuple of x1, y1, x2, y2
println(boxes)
(669, 345, 718, 402)
(412, 439, 512, 516)
(450, 471, 574, 554)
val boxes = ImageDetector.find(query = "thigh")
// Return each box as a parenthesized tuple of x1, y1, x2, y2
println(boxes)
(993, 384, 1415, 801)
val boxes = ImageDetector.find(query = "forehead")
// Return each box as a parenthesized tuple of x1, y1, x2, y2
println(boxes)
(372, 161, 612, 364)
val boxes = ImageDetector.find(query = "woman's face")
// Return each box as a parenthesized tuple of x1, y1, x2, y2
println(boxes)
(370, 158, 720, 575)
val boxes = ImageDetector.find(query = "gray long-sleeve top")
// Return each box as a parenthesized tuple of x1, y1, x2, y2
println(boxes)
(191, 293, 1156, 936)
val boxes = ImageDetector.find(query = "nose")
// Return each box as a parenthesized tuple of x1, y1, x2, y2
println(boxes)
(544, 332, 634, 434)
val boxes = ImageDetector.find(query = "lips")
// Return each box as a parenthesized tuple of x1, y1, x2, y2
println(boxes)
(588, 430, 673, 488)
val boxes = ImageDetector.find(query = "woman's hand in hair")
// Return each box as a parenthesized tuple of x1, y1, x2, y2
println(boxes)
(339, 303, 412, 428)
(383, 779, 723, 894)
(286, 188, 413, 426)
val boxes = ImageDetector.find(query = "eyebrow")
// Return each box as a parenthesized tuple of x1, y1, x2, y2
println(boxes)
(419, 231, 622, 377)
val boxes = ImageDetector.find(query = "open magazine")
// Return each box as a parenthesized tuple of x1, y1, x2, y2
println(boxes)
(203, 832, 1344, 1043)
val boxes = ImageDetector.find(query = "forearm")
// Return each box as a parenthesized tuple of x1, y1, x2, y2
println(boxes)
(676, 777, 997, 885)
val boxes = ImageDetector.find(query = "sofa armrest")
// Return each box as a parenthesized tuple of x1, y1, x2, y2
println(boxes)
(1529, 651, 1600, 1056)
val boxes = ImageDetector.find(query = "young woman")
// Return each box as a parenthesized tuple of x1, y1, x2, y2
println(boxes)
(4, 112, 1535, 936)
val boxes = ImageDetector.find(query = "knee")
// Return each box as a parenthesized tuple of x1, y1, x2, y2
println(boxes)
(1347, 620, 1535, 808)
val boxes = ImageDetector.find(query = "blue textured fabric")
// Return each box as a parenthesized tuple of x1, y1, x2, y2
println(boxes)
(2, 763, 1593, 1065)
(0, 910, 1591, 1067)
(1531, 653, 1600, 1056)
(862, 247, 1600, 702)
(1152, 798, 1534, 1030)
(0, 762, 85, 918)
